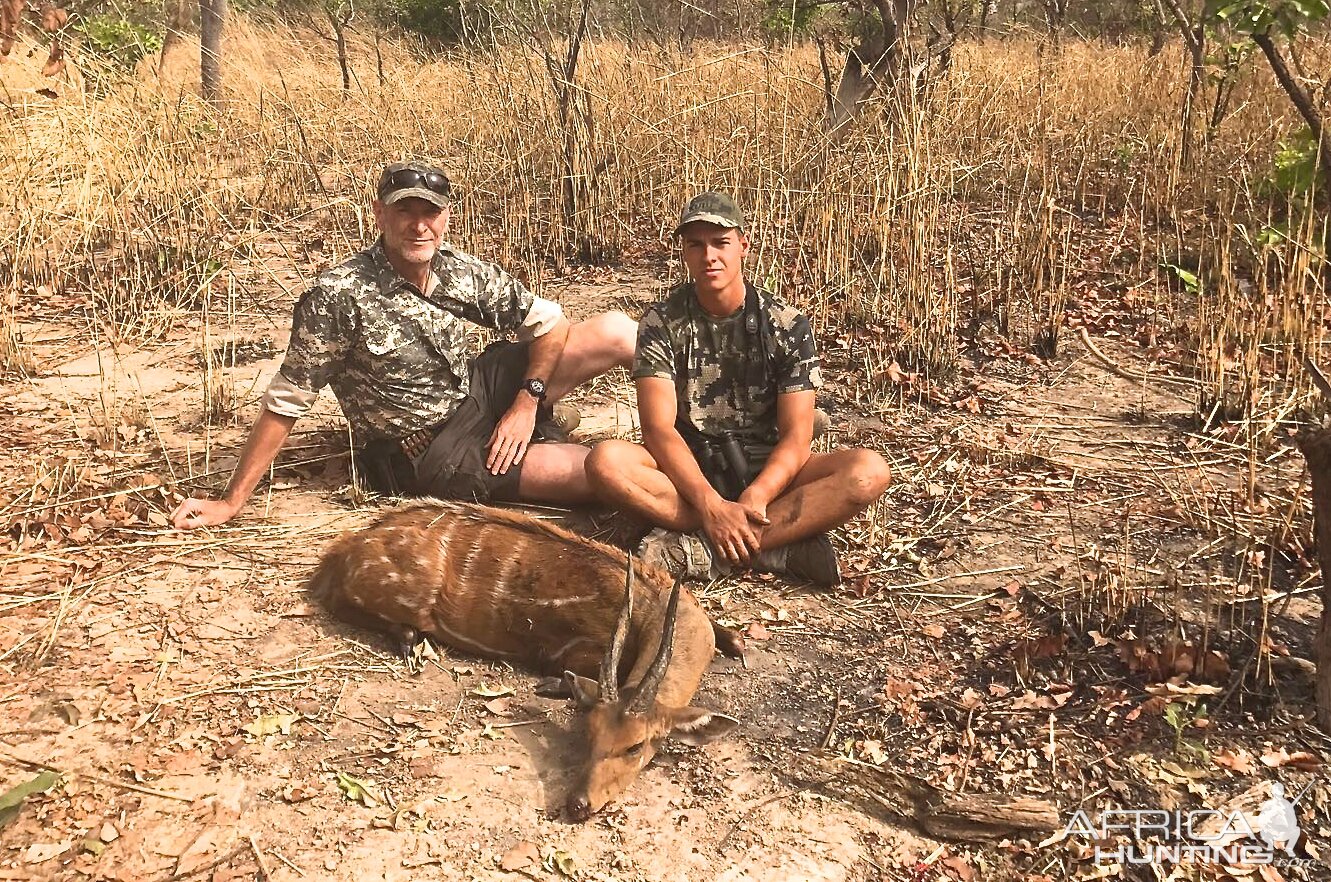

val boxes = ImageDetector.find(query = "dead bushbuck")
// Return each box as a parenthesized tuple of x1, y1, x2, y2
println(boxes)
(308, 500, 742, 820)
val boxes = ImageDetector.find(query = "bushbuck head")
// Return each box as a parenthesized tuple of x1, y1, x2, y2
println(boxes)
(562, 562, 738, 821)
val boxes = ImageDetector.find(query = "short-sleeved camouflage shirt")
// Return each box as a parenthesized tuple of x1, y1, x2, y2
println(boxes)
(277, 238, 534, 442)
(633, 282, 822, 445)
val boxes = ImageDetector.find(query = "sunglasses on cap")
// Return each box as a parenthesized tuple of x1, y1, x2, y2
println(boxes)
(378, 168, 452, 199)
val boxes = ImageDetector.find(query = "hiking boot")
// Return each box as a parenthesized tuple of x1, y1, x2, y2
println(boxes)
(535, 402, 581, 443)
(637, 528, 728, 581)
(552, 402, 581, 434)
(755, 533, 840, 588)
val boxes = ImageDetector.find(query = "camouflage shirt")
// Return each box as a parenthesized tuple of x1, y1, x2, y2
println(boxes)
(275, 238, 535, 442)
(633, 282, 822, 445)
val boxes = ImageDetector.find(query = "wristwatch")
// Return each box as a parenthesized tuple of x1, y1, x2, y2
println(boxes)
(522, 378, 547, 401)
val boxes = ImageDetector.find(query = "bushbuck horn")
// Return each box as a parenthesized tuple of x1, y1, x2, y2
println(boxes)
(598, 552, 634, 703)
(628, 577, 682, 713)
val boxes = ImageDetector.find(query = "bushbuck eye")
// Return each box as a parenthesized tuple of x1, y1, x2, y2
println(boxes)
(624, 741, 646, 756)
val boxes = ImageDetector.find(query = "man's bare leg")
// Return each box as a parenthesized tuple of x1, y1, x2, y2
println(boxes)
(586, 441, 891, 549)
(547, 311, 637, 400)
(516, 443, 597, 504)
(759, 448, 890, 547)
(584, 440, 701, 529)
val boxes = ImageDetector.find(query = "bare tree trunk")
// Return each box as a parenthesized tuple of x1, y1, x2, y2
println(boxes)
(326, 1, 353, 96)
(159, 0, 190, 74)
(825, 0, 913, 136)
(977, 0, 994, 44)
(374, 32, 384, 87)
(1155, 0, 1205, 168)
(200, 0, 226, 106)
(1294, 427, 1331, 731)
(1253, 29, 1331, 195)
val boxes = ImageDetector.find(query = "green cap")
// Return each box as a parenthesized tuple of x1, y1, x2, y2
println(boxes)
(377, 160, 452, 208)
(673, 191, 744, 235)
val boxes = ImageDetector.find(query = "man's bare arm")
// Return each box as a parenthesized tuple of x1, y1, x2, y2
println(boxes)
(170, 408, 296, 529)
(639, 377, 768, 564)
(638, 376, 715, 512)
(486, 316, 571, 475)
(739, 389, 815, 517)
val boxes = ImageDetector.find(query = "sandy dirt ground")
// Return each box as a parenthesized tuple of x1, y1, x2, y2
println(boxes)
(2, 235, 1329, 882)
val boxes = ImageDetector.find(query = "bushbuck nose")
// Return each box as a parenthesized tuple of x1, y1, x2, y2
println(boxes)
(566, 795, 592, 822)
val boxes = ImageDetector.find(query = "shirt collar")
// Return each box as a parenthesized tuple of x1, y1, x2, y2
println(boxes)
(369, 237, 446, 298)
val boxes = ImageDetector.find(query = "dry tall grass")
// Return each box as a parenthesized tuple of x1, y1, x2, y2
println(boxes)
(0, 18, 1323, 407)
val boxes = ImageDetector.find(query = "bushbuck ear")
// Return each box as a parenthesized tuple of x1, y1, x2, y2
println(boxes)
(667, 706, 739, 745)
(563, 671, 601, 708)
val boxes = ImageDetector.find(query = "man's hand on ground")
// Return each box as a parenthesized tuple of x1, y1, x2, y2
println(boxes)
(487, 397, 538, 475)
(700, 496, 768, 566)
(170, 496, 240, 530)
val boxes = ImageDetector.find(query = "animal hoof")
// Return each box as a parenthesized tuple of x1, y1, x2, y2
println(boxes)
(534, 676, 570, 698)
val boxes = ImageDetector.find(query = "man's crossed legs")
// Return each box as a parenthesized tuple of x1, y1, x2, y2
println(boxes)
(585, 441, 891, 585)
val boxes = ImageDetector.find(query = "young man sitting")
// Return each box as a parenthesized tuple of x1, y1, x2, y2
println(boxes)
(585, 192, 891, 585)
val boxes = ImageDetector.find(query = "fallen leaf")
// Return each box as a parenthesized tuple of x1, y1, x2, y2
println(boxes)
(958, 688, 984, 710)
(470, 683, 514, 699)
(241, 714, 300, 737)
(545, 849, 577, 877)
(941, 854, 976, 881)
(745, 622, 771, 641)
(500, 840, 539, 872)
(0, 770, 62, 828)
(1260, 748, 1321, 771)
(1143, 682, 1222, 698)
(483, 698, 512, 716)
(335, 772, 380, 807)
(921, 624, 945, 640)
(23, 842, 70, 864)
(1213, 749, 1255, 776)
(1011, 691, 1058, 710)
(281, 784, 316, 803)
(860, 739, 888, 765)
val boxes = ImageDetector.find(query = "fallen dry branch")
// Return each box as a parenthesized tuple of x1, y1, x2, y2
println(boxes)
(795, 752, 1060, 840)
(0, 746, 197, 803)
(1077, 326, 1197, 389)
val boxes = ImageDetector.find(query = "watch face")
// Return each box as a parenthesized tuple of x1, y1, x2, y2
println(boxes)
(527, 379, 546, 396)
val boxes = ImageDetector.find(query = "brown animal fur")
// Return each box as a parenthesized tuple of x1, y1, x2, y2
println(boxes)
(308, 500, 739, 707)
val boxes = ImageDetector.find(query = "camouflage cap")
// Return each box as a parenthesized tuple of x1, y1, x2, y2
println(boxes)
(377, 160, 452, 208)
(673, 191, 745, 235)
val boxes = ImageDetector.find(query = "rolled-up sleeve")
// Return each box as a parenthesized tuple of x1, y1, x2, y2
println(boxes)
(269, 285, 355, 417)
(518, 294, 565, 339)
(261, 371, 321, 418)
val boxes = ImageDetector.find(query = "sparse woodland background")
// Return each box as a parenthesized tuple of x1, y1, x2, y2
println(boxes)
(3, 0, 1329, 409)
(3, 3, 1331, 877)
(4, 0, 1331, 673)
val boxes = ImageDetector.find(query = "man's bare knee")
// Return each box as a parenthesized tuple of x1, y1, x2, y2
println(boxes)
(585, 439, 641, 489)
(577, 311, 636, 366)
(844, 449, 891, 506)
(598, 310, 637, 366)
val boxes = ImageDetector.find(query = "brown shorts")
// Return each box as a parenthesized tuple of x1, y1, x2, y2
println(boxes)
(410, 341, 549, 502)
